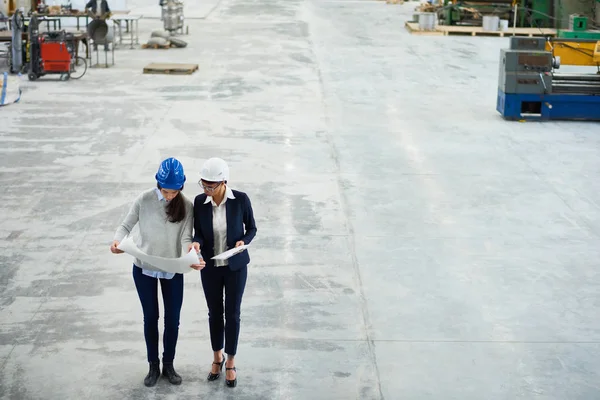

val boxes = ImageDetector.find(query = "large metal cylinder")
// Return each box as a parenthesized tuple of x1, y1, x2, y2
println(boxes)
(87, 19, 108, 42)
(176, 2, 183, 22)
(162, 0, 183, 32)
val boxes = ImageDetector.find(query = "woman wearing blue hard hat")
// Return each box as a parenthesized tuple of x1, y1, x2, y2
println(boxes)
(110, 157, 205, 387)
(189, 157, 257, 388)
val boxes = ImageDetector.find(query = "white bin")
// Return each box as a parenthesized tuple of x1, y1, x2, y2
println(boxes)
(418, 13, 436, 31)
(482, 15, 500, 31)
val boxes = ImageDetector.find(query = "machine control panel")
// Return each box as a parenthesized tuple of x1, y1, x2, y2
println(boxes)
(500, 49, 553, 73)
(509, 37, 546, 50)
(498, 49, 554, 94)
(518, 53, 553, 71)
(499, 72, 552, 94)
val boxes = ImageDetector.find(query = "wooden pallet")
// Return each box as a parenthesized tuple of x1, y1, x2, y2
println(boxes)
(405, 21, 444, 36)
(143, 63, 199, 75)
(141, 43, 172, 49)
(405, 21, 557, 37)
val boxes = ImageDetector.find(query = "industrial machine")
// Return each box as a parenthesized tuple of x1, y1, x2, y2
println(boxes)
(557, 15, 600, 40)
(160, 0, 185, 34)
(27, 16, 86, 81)
(496, 36, 600, 121)
(439, 0, 553, 27)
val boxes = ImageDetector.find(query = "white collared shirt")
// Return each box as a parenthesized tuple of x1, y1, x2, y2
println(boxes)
(204, 186, 236, 267)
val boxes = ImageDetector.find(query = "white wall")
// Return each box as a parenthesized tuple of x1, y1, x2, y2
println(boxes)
(69, 0, 128, 12)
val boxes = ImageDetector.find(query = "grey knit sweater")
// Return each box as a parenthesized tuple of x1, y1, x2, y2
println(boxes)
(114, 188, 194, 271)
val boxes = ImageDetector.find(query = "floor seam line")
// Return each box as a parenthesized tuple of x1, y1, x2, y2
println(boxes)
(305, 4, 384, 399)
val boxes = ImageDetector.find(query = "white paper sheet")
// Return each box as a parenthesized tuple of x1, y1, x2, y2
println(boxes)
(117, 236, 200, 274)
(211, 245, 250, 261)
(1, 73, 22, 107)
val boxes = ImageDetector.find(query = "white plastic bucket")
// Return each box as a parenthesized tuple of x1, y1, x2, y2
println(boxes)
(499, 19, 509, 31)
(418, 13, 436, 30)
(482, 15, 500, 31)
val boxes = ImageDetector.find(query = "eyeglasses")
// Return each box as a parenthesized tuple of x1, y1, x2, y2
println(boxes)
(198, 180, 222, 192)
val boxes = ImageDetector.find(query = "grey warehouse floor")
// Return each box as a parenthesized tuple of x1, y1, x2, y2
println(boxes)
(1, 0, 600, 399)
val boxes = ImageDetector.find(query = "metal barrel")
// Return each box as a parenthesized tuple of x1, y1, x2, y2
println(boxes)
(87, 19, 108, 42)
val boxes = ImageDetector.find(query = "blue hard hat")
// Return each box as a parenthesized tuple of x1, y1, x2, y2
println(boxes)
(155, 157, 186, 190)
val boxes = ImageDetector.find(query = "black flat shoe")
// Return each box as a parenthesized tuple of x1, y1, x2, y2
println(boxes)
(162, 362, 182, 385)
(207, 358, 225, 381)
(225, 366, 237, 388)
(144, 361, 160, 387)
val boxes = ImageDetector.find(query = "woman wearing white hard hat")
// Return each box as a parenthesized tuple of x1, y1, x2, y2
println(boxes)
(189, 157, 257, 388)
(110, 157, 205, 387)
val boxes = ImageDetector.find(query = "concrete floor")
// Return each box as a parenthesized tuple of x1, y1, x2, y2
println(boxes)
(1, 0, 600, 399)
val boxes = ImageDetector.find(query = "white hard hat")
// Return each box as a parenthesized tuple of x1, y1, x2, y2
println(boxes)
(199, 157, 229, 182)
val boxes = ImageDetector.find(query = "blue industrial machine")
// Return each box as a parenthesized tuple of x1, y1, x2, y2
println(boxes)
(496, 37, 600, 121)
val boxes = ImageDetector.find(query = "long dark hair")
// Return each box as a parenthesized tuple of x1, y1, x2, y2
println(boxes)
(157, 184, 186, 223)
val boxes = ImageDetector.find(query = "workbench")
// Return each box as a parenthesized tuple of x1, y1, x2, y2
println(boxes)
(7, 15, 63, 31)
(111, 14, 142, 49)
(0, 31, 26, 42)
(5, 11, 131, 32)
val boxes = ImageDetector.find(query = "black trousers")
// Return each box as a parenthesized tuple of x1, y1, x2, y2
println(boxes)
(132, 265, 184, 363)
(200, 265, 247, 356)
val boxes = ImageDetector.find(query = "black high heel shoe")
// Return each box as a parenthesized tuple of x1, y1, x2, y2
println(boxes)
(207, 358, 225, 381)
(225, 366, 237, 388)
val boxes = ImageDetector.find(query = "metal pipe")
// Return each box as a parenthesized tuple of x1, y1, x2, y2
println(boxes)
(553, 81, 600, 86)
(552, 74, 600, 82)
(551, 84, 600, 94)
(553, 82, 600, 87)
(512, 3, 517, 36)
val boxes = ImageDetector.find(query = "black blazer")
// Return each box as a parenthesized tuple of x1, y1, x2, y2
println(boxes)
(85, 0, 110, 14)
(192, 189, 257, 271)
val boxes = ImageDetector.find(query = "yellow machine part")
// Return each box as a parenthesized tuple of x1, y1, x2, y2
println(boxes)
(545, 40, 600, 66)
